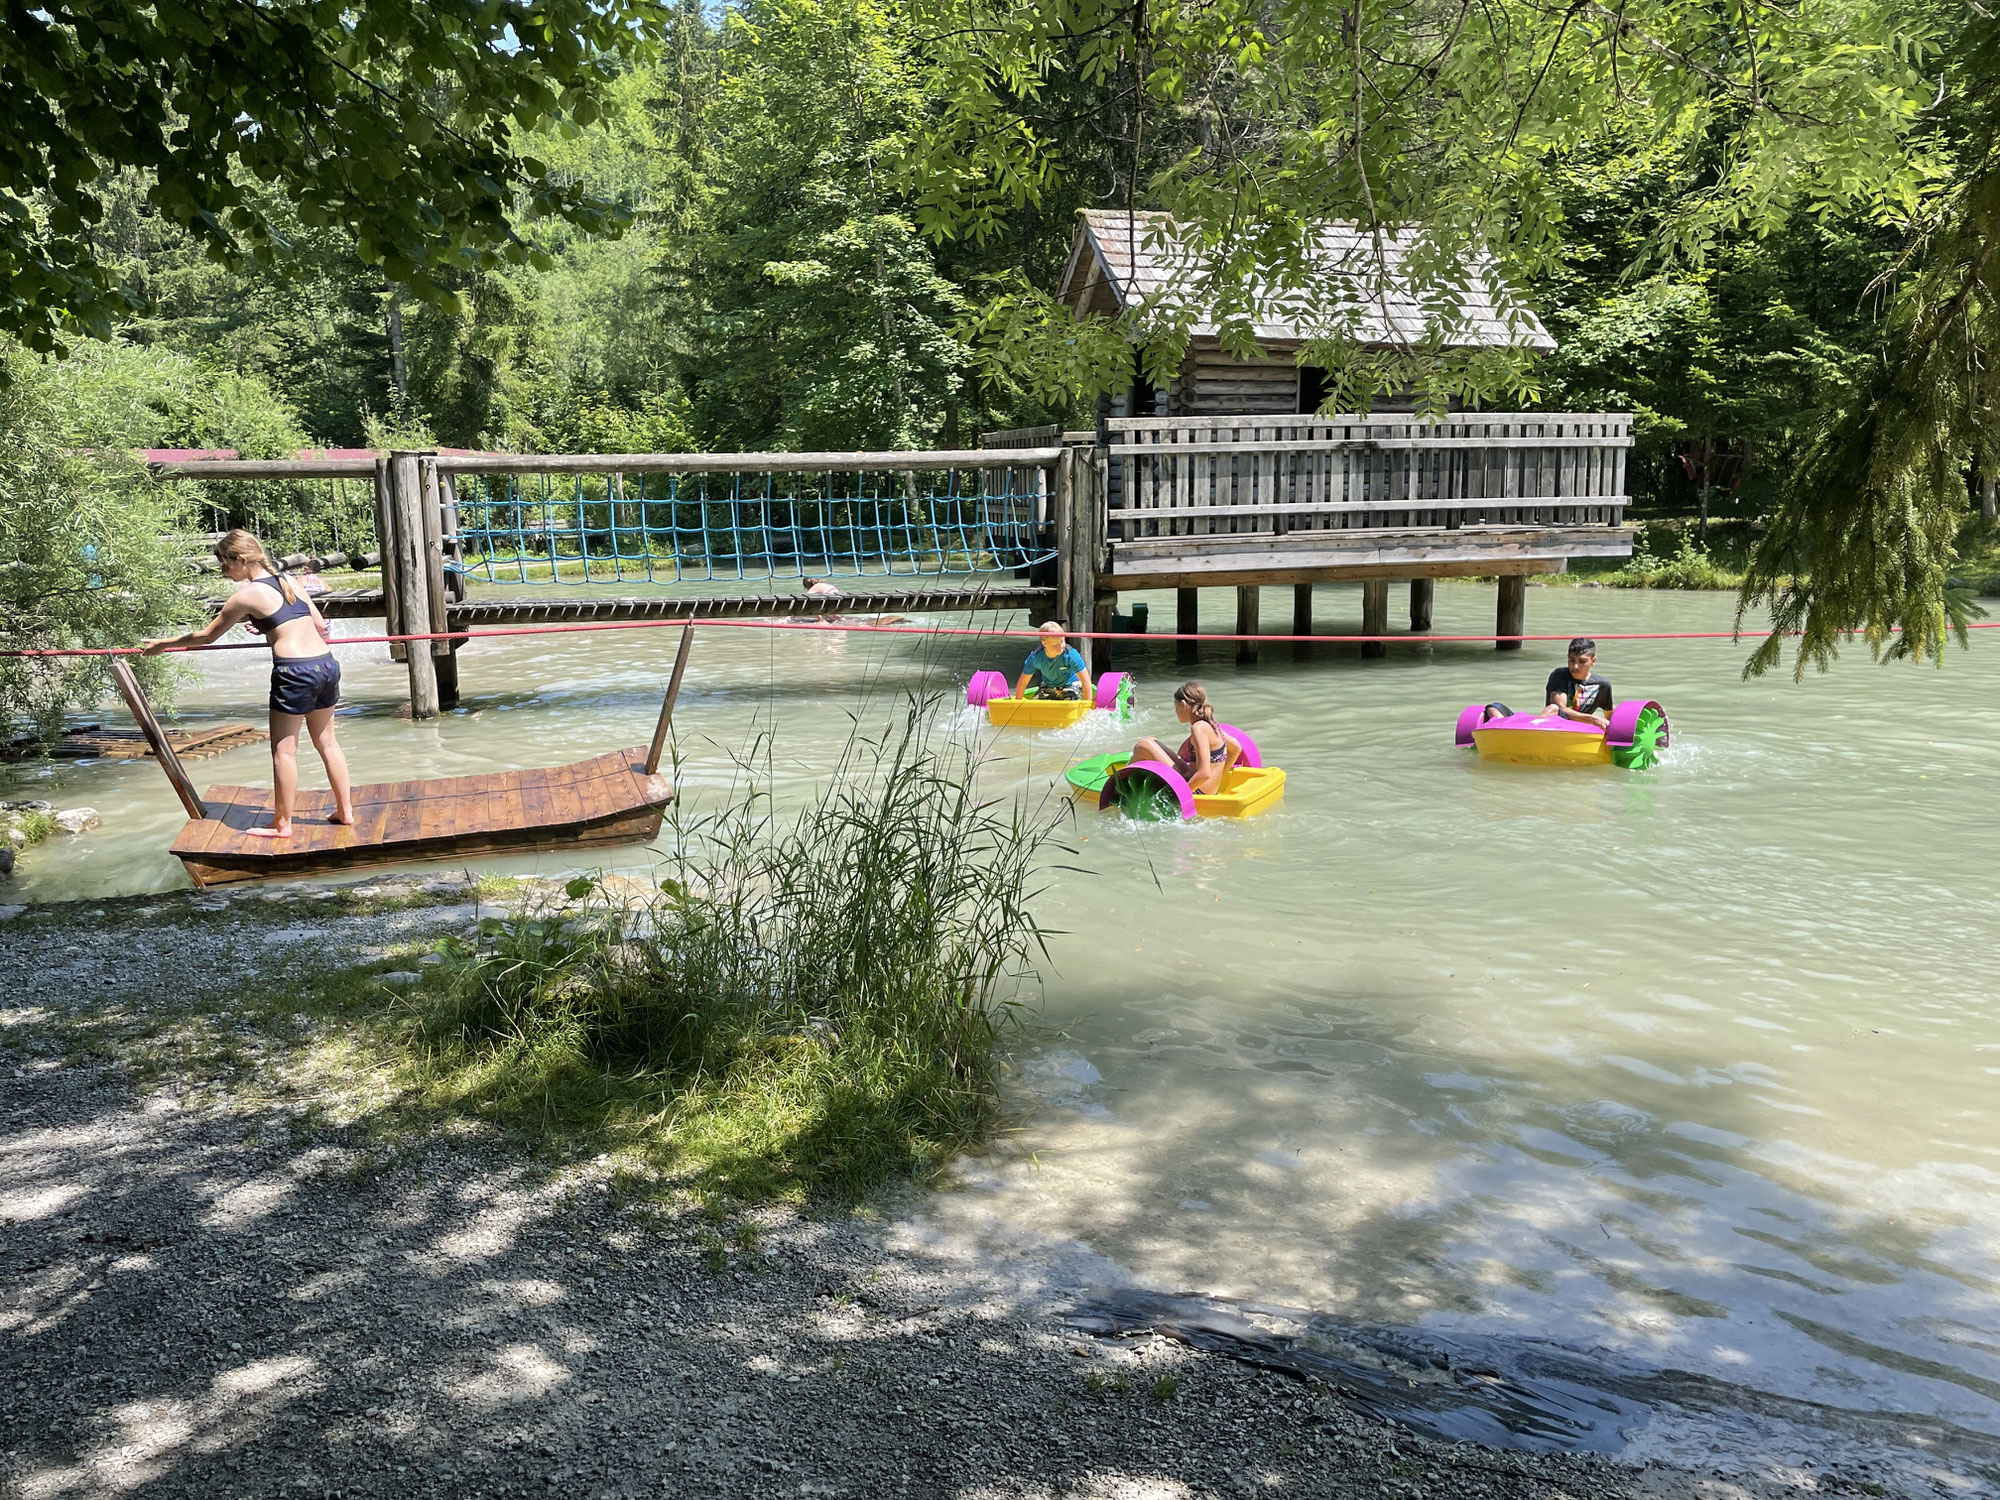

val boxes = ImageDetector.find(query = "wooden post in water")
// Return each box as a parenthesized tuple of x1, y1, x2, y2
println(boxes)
(1293, 584, 1313, 637)
(1063, 444, 1102, 673)
(1235, 586, 1260, 663)
(418, 457, 459, 710)
(1176, 587, 1199, 664)
(1496, 573, 1526, 651)
(372, 457, 407, 663)
(1361, 579, 1389, 659)
(107, 659, 208, 821)
(1410, 578, 1434, 632)
(389, 450, 440, 717)
(1053, 445, 1077, 647)
(644, 625, 696, 776)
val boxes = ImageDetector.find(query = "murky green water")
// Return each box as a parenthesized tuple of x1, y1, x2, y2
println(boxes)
(10, 580, 2000, 1471)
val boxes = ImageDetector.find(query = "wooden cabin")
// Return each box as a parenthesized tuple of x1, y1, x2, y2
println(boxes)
(1056, 210, 1556, 418)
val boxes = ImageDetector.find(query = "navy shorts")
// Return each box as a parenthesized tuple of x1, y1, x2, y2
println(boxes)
(270, 656, 341, 715)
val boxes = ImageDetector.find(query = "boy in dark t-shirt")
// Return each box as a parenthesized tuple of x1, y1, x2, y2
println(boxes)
(1542, 637, 1613, 726)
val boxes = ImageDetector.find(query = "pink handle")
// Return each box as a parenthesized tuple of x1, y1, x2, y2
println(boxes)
(1100, 760, 1197, 820)
(1606, 699, 1666, 748)
(1454, 704, 1486, 746)
(1216, 724, 1262, 769)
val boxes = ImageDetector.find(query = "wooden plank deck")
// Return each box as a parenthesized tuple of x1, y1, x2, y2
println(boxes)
(170, 749, 672, 886)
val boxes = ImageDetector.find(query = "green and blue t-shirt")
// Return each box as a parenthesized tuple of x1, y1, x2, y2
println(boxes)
(1023, 646, 1085, 692)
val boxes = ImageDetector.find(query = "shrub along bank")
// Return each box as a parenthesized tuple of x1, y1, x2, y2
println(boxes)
(391, 702, 1064, 1204)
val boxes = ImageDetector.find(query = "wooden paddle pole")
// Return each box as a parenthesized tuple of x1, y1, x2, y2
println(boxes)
(108, 659, 208, 820)
(643, 625, 696, 776)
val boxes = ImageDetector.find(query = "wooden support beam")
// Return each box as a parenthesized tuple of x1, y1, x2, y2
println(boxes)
(1410, 578, 1434, 632)
(1063, 445, 1103, 672)
(1293, 584, 1313, 636)
(1235, 586, 1260, 663)
(1361, 580, 1389, 659)
(108, 660, 207, 820)
(644, 625, 696, 776)
(389, 450, 440, 718)
(372, 457, 406, 662)
(417, 457, 450, 658)
(1092, 595, 1118, 672)
(1176, 587, 1198, 665)
(1496, 574, 1526, 650)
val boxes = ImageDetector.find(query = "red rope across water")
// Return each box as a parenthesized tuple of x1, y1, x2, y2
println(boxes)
(6, 615, 1998, 658)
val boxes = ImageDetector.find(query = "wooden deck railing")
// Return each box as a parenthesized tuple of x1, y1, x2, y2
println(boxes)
(1103, 413, 1632, 539)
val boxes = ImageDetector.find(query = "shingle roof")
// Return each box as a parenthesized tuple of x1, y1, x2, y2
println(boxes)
(1058, 210, 1555, 351)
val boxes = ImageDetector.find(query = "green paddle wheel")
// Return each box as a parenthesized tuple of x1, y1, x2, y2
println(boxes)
(1610, 705, 1669, 770)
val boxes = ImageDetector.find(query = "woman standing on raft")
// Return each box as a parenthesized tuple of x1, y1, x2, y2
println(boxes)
(143, 530, 355, 838)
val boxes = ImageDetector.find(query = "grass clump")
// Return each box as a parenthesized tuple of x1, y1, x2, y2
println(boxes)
(1606, 532, 1739, 590)
(397, 697, 1061, 1204)
(6, 808, 58, 846)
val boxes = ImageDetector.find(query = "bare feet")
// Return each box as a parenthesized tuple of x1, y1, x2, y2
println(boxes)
(330, 811, 356, 826)
(246, 822, 293, 840)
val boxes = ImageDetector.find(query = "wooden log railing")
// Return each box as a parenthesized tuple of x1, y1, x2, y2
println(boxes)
(1102, 413, 1632, 540)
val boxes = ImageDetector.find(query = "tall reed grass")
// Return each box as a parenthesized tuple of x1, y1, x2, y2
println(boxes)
(400, 695, 1065, 1202)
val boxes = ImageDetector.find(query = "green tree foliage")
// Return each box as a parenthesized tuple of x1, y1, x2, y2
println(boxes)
(1738, 14, 2000, 676)
(3, 0, 664, 366)
(907, 0, 1936, 408)
(0, 347, 211, 736)
(1536, 136, 1900, 520)
(678, 0, 973, 450)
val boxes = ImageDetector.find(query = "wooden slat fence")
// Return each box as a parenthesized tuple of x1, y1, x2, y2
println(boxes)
(1102, 413, 1632, 542)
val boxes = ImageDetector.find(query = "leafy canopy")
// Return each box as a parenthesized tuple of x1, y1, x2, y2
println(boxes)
(2, 0, 664, 362)
(906, 0, 1939, 408)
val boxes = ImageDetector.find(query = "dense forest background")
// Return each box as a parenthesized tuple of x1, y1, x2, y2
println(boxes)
(30, 0, 1914, 527)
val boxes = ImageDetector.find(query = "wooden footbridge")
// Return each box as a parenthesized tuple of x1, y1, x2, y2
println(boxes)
(154, 414, 1633, 715)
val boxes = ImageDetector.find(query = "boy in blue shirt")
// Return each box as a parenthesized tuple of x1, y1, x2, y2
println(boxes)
(1016, 622, 1092, 701)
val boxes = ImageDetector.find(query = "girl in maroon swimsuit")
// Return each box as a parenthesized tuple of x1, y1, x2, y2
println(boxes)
(1123, 682, 1240, 794)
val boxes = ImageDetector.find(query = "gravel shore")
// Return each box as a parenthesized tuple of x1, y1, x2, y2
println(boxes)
(0, 883, 1911, 1499)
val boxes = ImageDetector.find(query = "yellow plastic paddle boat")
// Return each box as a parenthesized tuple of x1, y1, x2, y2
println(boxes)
(1066, 726, 1284, 820)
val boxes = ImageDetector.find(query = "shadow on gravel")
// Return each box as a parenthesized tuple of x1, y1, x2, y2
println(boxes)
(7, 1047, 1997, 1500)
(2, 1058, 1671, 1500)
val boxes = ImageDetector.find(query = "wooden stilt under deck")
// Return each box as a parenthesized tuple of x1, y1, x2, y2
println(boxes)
(1177, 588, 1199, 664)
(1235, 587, 1260, 663)
(1292, 585, 1313, 637)
(1496, 575, 1527, 650)
(1361, 580, 1389, 659)
(1410, 579, 1434, 632)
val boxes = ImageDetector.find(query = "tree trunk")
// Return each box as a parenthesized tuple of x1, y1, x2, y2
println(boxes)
(1984, 476, 1996, 528)
(386, 283, 408, 407)
(1697, 437, 1712, 546)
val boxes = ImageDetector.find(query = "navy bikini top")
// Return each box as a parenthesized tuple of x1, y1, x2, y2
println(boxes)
(1180, 724, 1229, 765)
(246, 575, 313, 635)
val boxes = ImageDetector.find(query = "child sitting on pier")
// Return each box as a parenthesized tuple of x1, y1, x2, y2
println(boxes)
(1482, 638, 1613, 728)
(1117, 682, 1239, 797)
(1016, 622, 1092, 702)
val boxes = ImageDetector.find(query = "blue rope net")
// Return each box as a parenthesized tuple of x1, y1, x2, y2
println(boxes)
(452, 464, 1054, 587)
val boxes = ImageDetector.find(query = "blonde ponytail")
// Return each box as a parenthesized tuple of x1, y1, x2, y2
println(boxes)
(1173, 681, 1217, 726)
(215, 529, 294, 603)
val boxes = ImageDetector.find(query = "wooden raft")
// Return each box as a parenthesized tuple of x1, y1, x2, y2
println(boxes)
(2, 722, 267, 763)
(109, 627, 695, 888)
(169, 751, 673, 886)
